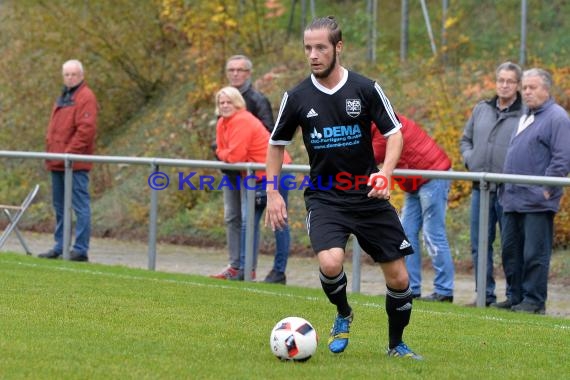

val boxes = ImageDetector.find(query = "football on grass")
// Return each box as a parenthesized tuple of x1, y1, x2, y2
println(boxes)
(269, 316, 318, 361)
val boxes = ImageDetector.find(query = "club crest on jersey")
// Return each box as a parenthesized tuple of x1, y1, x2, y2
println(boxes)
(346, 99, 361, 118)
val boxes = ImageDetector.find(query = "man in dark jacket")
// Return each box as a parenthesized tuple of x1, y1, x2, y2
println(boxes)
(460, 61, 523, 306)
(225, 55, 274, 131)
(39, 59, 97, 262)
(498, 68, 570, 314)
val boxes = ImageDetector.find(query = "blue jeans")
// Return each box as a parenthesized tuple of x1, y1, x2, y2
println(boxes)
(51, 170, 91, 255)
(470, 188, 501, 303)
(501, 211, 554, 308)
(240, 184, 290, 272)
(402, 179, 455, 296)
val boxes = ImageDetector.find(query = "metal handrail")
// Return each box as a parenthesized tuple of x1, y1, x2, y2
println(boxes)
(2, 150, 570, 306)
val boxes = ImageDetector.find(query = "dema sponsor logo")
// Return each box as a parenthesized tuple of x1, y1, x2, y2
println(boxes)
(309, 124, 363, 148)
(323, 124, 361, 138)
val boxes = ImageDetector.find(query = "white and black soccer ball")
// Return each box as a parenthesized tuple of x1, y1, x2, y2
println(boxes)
(269, 316, 318, 362)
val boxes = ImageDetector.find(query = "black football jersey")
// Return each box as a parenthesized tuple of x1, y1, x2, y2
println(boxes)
(270, 68, 401, 209)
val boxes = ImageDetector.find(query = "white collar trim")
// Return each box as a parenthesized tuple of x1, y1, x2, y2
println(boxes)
(310, 67, 348, 95)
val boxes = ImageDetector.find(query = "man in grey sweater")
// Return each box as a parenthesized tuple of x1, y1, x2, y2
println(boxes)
(460, 61, 523, 306)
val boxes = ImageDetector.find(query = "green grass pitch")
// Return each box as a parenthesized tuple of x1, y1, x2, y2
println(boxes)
(1, 253, 568, 379)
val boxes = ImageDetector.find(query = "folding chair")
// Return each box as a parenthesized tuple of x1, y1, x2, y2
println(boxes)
(0, 184, 40, 255)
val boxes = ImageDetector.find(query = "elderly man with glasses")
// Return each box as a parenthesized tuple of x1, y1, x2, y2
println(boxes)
(460, 61, 524, 307)
(225, 55, 274, 131)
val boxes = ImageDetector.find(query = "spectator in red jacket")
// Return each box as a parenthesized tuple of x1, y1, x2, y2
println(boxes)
(212, 86, 292, 281)
(39, 59, 97, 262)
(372, 114, 455, 302)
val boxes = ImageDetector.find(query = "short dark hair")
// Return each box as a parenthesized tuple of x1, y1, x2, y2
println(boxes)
(305, 16, 342, 46)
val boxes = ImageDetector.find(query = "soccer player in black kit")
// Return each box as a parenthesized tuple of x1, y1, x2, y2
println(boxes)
(265, 16, 422, 360)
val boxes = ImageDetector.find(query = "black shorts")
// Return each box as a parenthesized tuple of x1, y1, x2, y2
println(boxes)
(306, 204, 414, 263)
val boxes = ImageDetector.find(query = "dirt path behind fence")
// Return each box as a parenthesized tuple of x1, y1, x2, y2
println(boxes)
(2, 232, 568, 318)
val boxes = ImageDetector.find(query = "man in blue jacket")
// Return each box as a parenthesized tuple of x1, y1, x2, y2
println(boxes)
(499, 68, 570, 314)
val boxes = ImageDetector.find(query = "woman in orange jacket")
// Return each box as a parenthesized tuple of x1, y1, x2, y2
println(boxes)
(214, 86, 292, 281)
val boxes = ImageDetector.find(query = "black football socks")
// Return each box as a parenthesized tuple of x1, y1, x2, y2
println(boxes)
(320, 269, 352, 318)
(386, 284, 413, 349)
